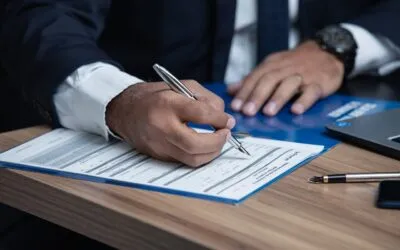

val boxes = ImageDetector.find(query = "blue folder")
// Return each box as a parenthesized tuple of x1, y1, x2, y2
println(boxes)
(198, 83, 400, 150)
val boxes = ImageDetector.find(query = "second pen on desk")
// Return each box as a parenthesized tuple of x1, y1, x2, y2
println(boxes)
(309, 172, 400, 183)
(153, 63, 251, 156)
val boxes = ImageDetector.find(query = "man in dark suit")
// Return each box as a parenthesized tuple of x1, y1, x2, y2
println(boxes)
(0, 1, 399, 248)
(1, 0, 400, 168)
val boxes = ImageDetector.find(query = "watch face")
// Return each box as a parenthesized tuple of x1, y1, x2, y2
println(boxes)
(320, 26, 355, 53)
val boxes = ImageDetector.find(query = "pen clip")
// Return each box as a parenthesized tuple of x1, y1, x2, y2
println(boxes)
(153, 64, 197, 100)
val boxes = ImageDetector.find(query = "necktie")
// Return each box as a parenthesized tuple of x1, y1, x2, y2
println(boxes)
(257, 0, 289, 63)
(211, 0, 236, 81)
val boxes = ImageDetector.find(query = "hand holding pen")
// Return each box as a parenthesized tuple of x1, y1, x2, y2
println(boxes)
(106, 66, 243, 168)
(153, 64, 250, 156)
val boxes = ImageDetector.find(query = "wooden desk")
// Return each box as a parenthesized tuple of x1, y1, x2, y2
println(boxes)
(0, 126, 399, 249)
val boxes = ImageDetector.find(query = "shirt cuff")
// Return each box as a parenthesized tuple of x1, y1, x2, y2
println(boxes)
(53, 62, 143, 140)
(341, 23, 400, 77)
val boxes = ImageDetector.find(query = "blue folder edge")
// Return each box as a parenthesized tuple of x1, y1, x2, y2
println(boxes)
(0, 151, 320, 205)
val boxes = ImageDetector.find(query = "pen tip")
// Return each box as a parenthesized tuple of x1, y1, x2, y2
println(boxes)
(308, 176, 323, 184)
(239, 147, 251, 156)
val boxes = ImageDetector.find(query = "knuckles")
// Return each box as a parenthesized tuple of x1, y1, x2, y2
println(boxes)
(202, 104, 220, 122)
(195, 106, 212, 123)
(264, 52, 286, 63)
(185, 102, 214, 123)
(260, 73, 273, 83)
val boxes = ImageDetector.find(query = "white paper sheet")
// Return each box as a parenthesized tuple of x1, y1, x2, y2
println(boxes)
(0, 129, 324, 203)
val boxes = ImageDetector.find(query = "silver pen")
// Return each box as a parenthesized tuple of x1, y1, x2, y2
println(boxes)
(308, 172, 400, 184)
(153, 63, 251, 156)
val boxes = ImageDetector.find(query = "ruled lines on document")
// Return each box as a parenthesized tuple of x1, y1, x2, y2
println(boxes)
(0, 129, 324, 201)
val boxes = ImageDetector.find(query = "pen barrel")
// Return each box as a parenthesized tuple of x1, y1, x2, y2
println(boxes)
(345, 173, 400, 182)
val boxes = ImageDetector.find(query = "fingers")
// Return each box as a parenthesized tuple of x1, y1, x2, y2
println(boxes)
(166, 131, 227, 167)
(195, 94, 225, 112)
(263, 74, 302, 116)
(183, 80, 225, 111)
(291, 84, 323, 115)
(143, 137, 223, 168)
(165, 122, 230, 166)
(230, 52, 293, 112)
(239, 75, 277, 116)
(162, 86, 234, 166)
(230, 65, 271, 111)
(234, 67, 295, 116)
(174, 96, 235, 129)
(174, 149, 222, 168)
(168, 123, 230, 154)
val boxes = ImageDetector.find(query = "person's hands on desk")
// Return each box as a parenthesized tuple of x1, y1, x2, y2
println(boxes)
(106, 81, 235, 167)
(228, 41, 345, 116)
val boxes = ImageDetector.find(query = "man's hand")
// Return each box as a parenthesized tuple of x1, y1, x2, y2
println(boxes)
(106, 81, 235, 167)
(228, 41, 345, 116)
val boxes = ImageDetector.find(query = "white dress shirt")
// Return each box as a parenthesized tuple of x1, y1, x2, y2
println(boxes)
(53, 0, 400, 140)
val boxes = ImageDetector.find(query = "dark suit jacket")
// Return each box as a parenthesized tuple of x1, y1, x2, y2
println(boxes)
(0, 0, 399, 131)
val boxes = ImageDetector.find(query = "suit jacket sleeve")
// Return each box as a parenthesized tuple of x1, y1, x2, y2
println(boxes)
(349, 0, 400, 47)
(0, 0, 118, 125)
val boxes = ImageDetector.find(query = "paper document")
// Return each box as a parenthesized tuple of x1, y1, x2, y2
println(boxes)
(0, 129, 324, 203)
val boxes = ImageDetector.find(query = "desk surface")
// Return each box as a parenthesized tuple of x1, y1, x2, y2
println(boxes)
(0, 126, 399, 249)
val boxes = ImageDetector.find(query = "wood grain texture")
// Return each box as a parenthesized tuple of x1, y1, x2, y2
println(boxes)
(0, 126, 399, 249)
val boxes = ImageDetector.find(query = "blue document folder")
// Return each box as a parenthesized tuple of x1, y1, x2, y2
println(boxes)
(200, 83, 400, 150)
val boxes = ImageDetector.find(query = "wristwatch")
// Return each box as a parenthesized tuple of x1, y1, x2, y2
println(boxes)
(313, 25, 358, 77)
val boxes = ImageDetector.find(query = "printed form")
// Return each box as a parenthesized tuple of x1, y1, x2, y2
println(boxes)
(0, 129, 324, 203)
